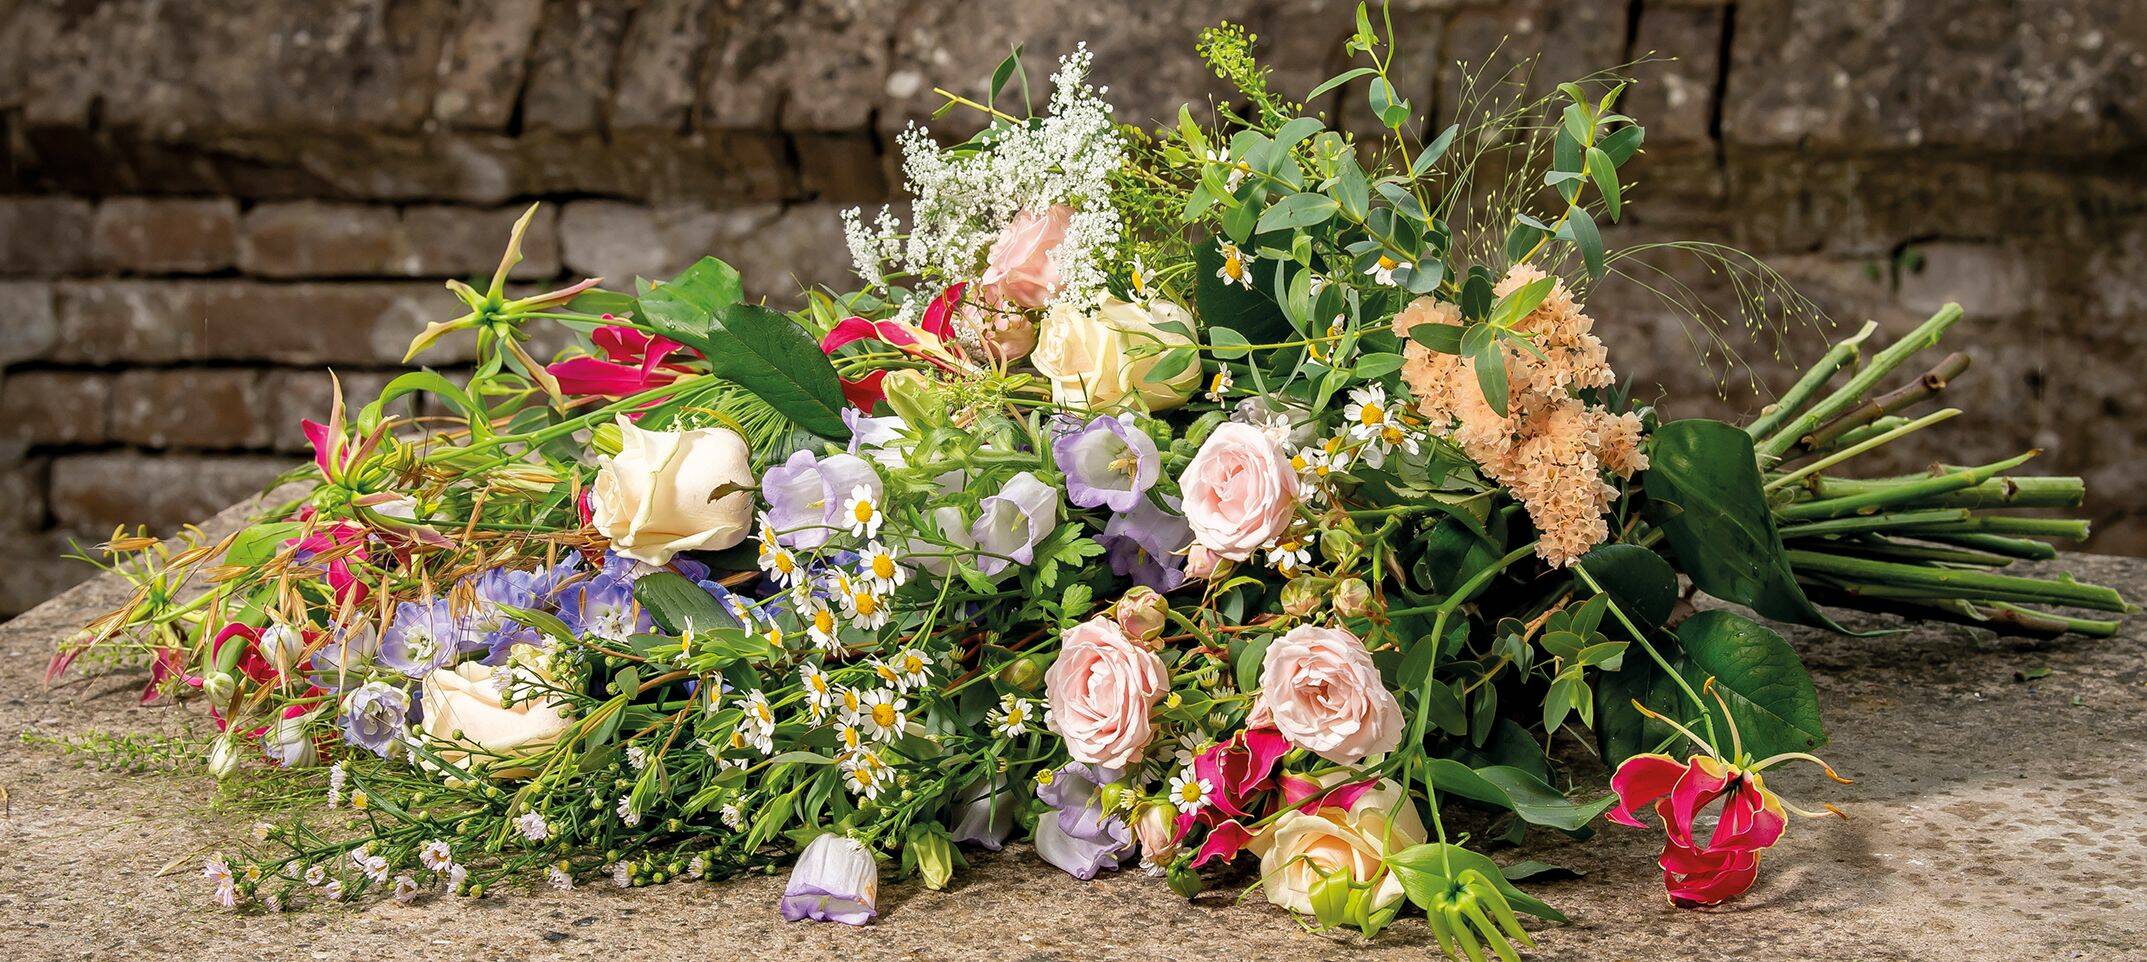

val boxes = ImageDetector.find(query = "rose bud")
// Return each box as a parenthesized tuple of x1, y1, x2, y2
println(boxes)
(1334, 577, 1375, 618)
(1112, 586, 1170, 646)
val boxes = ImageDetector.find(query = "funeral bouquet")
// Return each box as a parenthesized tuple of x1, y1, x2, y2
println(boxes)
(52, 8, 2125, 956)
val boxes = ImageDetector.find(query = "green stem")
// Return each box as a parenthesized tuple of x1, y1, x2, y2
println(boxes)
(1758, 304, 1963, 461)
(1796, 473, 2084, 510)
(1786, 549, 2130, 612)
(1745, 321, 1876, 440)
(1776, 508, 1971, 540)
(1776, 450, 2037, 521)
(1763, 408, 1960, 492)
(1572, 565, 1717, 747)
(1920, 532, 2059, 560)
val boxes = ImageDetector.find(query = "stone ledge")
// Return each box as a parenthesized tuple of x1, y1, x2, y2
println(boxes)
(1, 500, 2141, 959)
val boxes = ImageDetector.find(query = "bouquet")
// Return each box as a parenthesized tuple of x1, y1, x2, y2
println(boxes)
(52, 9, 2126, 954)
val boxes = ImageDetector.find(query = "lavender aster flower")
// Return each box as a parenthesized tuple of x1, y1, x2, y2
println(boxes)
(950, 778, 1020, 851)
(971, 471, 1061, 577)
(1101, 495, 1194, 592)
(760, 450, 882, 550)
(1033, 762, 1133, 880)
(378, 599, 471, 678)
(779, 833, 879, 925)
(1052, 414, 1159, 512)
(339, 681, 409, 758)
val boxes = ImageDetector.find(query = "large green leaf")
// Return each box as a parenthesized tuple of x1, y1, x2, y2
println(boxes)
(1593, 653, 1688, 765)
(633, 570, 744, 634)
(1426, 759, 1614, 832)
(1576, 542, 1678, 627)
(1193, 239, 1293, 343)
(1642, 419, 1848, 631)
(1674, 610, 1827, 759)
(636, 258, 850, 439)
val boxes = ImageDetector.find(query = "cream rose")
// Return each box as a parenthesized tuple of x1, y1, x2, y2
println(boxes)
(1248, 624, 1403, 764)
(979, 205, 1071, 309)
(1031, 296, 1201, 412)
(420, 659, 572, 771)
(590, 415, 754, 565)
(1178, 421, 1299, 560)
(1044, 615, 1169, 769)
(1256, 777, 1427, 916)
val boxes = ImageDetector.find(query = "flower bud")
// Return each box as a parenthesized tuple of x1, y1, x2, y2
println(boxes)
(996, 655, 1044, 692)
(1320, 527, 1360, 564)
(1280, 576, 1325, 617)
(1309, 870, 1353, 928)
(1181, 410, 1227, 449)
(1134, 802, 1180, 867)
(1165, 854, 1204, 899)
(881, 369, 936, 426)
(201, 671, 236, 708)
(208, 735, 241, 780)
(1333, 577, 1374, 618)
(1184, 545, 1224, 581)
(904, 824, 960, 891)
(1111, 587, 1169, 646)
(589, 421, 623, 457)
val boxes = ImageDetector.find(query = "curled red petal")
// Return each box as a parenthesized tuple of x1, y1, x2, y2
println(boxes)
(1660, 839, 1761, 907)
(839, 370, 888, 413)
(1609, 752, 1690, 828)
(921, 282, 967, 340)
(1190, 819, 1258, 869)
(821, 317, 889, 354)
(548, 356, 678, 397)
(1664, 756, 1735, 849)
(301, 419, 335, 476)
(1711, 776, 1789, 853)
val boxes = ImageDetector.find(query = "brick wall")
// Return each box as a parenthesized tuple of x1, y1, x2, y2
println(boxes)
(2, 0, 2144, 616)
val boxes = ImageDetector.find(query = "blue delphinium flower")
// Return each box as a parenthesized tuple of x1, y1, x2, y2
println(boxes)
(339, 681, 410, 757)
(556, 567, 651, 642)
(378, 598, 472, 678)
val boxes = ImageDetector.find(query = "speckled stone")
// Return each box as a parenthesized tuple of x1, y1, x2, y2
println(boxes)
(2, 500, 2144, 961)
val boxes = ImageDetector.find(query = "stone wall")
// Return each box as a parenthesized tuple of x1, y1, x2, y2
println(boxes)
(2, 0, 2143, 615)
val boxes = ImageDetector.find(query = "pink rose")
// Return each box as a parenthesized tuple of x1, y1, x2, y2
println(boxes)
(1178, 421, 1300, 561)
(979, 205, 1072, 309)
(1248, 625, 1403, 765)
(1045, 615, 1169, 769)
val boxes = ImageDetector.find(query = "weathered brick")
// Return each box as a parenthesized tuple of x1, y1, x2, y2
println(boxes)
(238, 200, 562, 279)
(48, 453, 289, 533)
(1628, 5, 1725, 146)
(260, 369, 403, 452)
(0, 444, 50, 532)
(522, 0, 633, 133)
(430, 0, 546, 129)
(0, 197, 93, 274)
(109, 369, 273, 450)
(51, 280, 461, 366)
(0, 281, 60, 364)
(1896, 242, 2034, 318)
(0, 371, 113, 446)
(557, 201, 852, 301)
(90, 198, 240, 274)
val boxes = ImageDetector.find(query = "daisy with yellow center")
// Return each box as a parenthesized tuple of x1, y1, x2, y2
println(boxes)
(799, 665, 835, 710)
(1364, 254, 1411, 286)
(1344, 384, 1393, 439)
(843, 583, 890, 630)
(1206, 368, 1234, 402)
(841, 751, 888, 800)
(858, 541, 906, 593)
(988, 695, 1035, 739)
(1216, 241, 1253, 289)
(803, 595, 842, 652)
(1167, 769, 1213, 812)
(835, 721, 865, 753)
(1269, 533, 1315, 574)
(836, 685, 867, 724)
(858, 689, 908, 742)
(893, 649, 931, 689)
(840, 484, 883, 539)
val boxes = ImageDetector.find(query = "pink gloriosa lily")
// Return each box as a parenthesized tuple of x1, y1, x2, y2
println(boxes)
(821, 283, 974, 412)
(547, 321, 695, 397)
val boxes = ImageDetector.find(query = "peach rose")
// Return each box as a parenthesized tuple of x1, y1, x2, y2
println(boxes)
(1248, 625, 1403, 764)
(1255, 776, 1426, 916)
(979, 205, 1071, 309)
(420, 657, 572, 772)
(1044, 615, 1169, 769)
(1178, 421, 1300, 561)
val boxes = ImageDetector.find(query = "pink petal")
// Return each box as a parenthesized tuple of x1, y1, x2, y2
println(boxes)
(1608, 753, 1690, 828)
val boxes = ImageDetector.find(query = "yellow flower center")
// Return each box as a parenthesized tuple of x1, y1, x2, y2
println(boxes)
(1358, 402, 1384, 427)
(854, 593, 880, 617)
(872, 703, 898, 728)
(1377, 255, 1399, 270)
(1176, 783, 1203, 804)
(1224, 250, 1245, 279)
(853, 500, 876, 523)
(813, 609, 836, 634)
(872, 555, 896, 579)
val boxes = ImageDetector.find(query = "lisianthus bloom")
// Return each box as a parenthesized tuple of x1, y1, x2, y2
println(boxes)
(546, 323, 694, 398)
(781, 833, 879, 925)
(1256, 777, 1427, 919)
(589, 416, 755, 565)
(1611, 685, 1849, 907)
(820, 283, 975, 411)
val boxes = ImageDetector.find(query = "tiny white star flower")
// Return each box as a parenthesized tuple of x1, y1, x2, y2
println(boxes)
(392, 875, 420, 903)
(720, 803, 746, 831)
(616, 796, 641, 827)
(304, 864, 326, 887)
(547, 862, 574, 891)
(841, 484, 884, 539)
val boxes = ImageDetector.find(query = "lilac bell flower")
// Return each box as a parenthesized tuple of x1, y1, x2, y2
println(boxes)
(378, 598, 473, 678)
(340, 681, 409, 758)
(310, 622, 379, 691)
(1052, 414, 1160, 513)
(950, 777, 1021, 851)
(780, 833, 879, 925)
(1033, 762, 1133, 880)
(844, 409, 910, 467)
(1101, 495, 1195, 592)
(761, 450, 882, 550)
(462, 567, 542, 664)
(971, 471, 1061, 577)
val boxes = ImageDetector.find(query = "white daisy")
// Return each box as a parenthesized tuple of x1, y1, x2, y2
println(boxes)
(802, 594, 843, 652)
(858, 689, 909, 742)
(841, 750, 890, 799)
(799, 665, 836, 712)
(757, 520, 803, 587)
(515, 811, 550, 843)
(1167, 770, 1214, 813)
(835, 686, 868, 725)
(616, 796, 641, 827)
(834, 720, 867, 755)
(840, 484, 884, 539)
(1344, 384, 1395, 441)
(858, 541, 907, 592)
(1216, 241, 1254, 289)
(1363, 254, 1411, 286)
(988, 695, 1037, 739)
(547, 863, 575, 891)
(842, 582, 891, 631)
(304, 864, 326, 887)
(418, 839, 453, 873)
(1269, 534, 1315, 575)
(323, 878, 346, 901)
(1204, 148, 1249, 192)
(1205, 368, 1234, 403)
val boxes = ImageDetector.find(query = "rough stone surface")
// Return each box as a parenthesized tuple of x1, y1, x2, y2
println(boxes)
(1, 0, 2144, 618)
(0, 498, 2143, 960)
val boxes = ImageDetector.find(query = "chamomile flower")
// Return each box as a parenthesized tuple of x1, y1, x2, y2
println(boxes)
(351, 849, 390, 884)
(858, 541, 907, 592)
(1204, 148, 1250, 191)
(988, 695, 1037, 739)
(799, 665, 836, 713)
(446, 864, 468, 895)
(1269, 533, 1315, 575)
(616, 796, 641, 827)
(612, 861, 633, 888)
(764, 622, 788, 651)
(418, 839, 453, 873)
(304, 864, 327, 887)
(841, 484, 884, 539)
(758, 522, 803, 587)
(1321, 434, 1355, 473)
(841, 749, 891, 799)
(1215, 241, 1254, 289)
(323, 878, 346, 901)
(835, 685, 868, 724)
(874, 648, 932, 691)
(1363, 254, 1410, 286)
(1344, 384, 1396, 441)
(1129, 254, 1151, 297)
(803, 595, 843, 651)
(547, 862, 575, 891)
(1205, 368, 1234, 402)
(327, 760, 346, 808)
(1167, 769, 1214, 813)
(392, 875, 420, 903)
(834, 720, 867, 754)
(1172, 729, 1214, 766)
(515, 811, 550, 843)
(858, 689, 909, 742)
(842, 582, 892, 631)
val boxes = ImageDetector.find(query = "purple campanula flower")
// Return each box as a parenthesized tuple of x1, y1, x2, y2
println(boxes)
(761, 450, 882, 550)
(1033, 762, 1133, 880)
(378, 598, 473, 678)
(971, 471, 1061, 577)
(339, 681, 409, 758)
(555, 569, 651, 642)
(1101, 495, 1194, 592)
(951, 778, 1021, 851)
(844, 409, 910, 467)
(779, 833, 879, 925)
(1052, 414, 1159, 513)
(309, 622, 380, 691)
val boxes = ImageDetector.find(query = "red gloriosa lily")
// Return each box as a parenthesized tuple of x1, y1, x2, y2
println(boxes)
(546, 322, 694, 398)
(820, 283, 971, 412)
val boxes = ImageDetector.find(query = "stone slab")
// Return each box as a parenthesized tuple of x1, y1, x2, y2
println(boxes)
(0, 501, 2143, 960)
